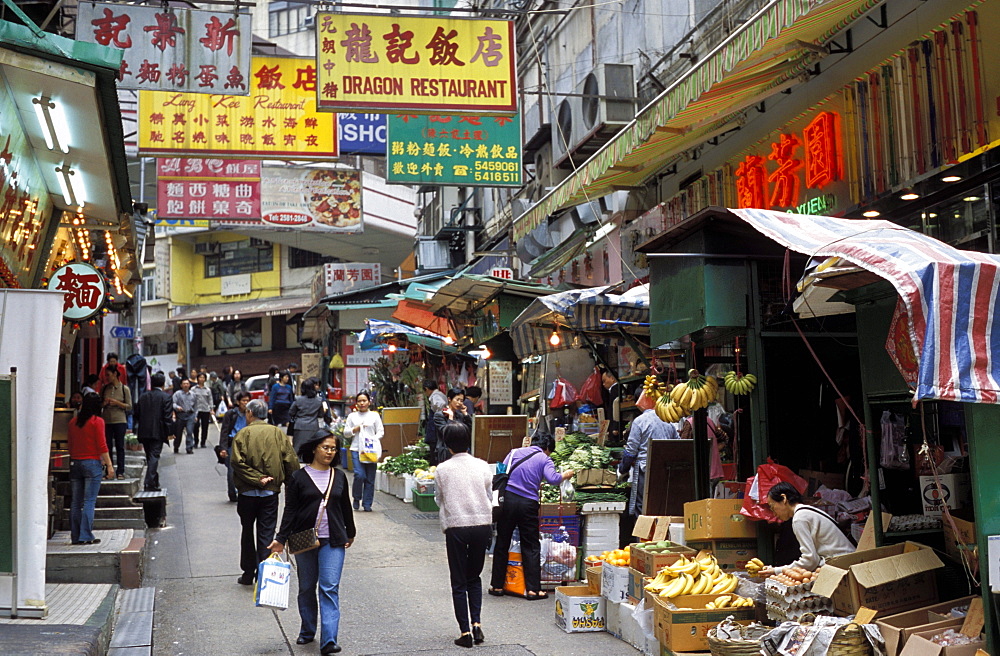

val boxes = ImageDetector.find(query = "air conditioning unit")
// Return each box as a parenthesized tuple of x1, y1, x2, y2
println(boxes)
(416, 237, 451, 270)
(534, 143, 569, 188)
(522, 95, 551, 152)
(551, 63, 635, 169)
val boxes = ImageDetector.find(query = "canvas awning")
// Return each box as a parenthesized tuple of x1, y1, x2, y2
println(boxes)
(730, 208, 1000, 404)
(427, 274, 558, 315)
(509, 284, 650, 358)
(168, 296, 313, 324)
(356, 318, 450, 351)
(512, 0, 880, 241)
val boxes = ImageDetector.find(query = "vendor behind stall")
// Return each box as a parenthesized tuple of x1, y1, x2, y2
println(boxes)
(619, 401, 680, 517)
(759, 482, 855, 576)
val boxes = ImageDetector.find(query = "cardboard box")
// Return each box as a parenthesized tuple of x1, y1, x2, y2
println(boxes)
(918, 474, 971, 517)
(576, 468, 618, 487)
(800, 469, 847, 494)
(627, 567, 647, 604)
(630, 544, 697, 577)
(654, 593, 754, 652)
(942, 515, 977, 568)
(899, 622, 983, 656)
(812, 542, 945, 617)
(633, 515, 684, 542)
(602, 561, 630, 602)
(684, 499, 757, 540)
(586, 565, 602, 595)
(555, 585, 606, 633)
(686, 539, 758, 571)
(876, 597, 978, 656)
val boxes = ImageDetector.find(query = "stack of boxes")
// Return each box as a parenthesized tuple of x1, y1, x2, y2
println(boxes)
(682, 499, 758, 570)
(581, 511, 620, 560)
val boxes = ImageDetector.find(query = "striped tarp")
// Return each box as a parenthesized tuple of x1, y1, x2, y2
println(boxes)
(512, 0, 880, 241)
(731, 208, 1000, 404)
(509, 285, 650, 358)
(356, 319, 448, 351)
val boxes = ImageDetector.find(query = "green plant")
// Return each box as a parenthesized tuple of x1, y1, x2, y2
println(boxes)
(377, 452, 429, 475)
(367, 354, 422, 408)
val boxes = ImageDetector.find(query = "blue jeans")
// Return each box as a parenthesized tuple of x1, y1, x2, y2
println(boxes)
(175, 412, 196, 452)
(350, 452, 376, 510)
(295, 540, 345, 648)
(105, 422, 127, 476)
(70, 459, 104, 543)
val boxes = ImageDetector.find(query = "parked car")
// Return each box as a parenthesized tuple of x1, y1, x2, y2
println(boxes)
(246, 373, 303, 403)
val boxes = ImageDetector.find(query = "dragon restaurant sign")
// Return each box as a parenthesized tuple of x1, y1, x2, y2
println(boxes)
(732, 109, 847, 215)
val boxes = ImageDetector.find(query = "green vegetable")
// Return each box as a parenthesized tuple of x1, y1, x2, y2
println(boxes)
(377, 452, 429, 475)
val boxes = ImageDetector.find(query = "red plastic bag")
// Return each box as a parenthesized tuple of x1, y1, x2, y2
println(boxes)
(739, 460, 808, 523)
(550, 378, 578, 409)
(578, 368, 604, 406)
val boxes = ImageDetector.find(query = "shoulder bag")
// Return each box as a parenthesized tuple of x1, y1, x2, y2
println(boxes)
(492, 450, 542, 509)
(286, 470, 336, 555)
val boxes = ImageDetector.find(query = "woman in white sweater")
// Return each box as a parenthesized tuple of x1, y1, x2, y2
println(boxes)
(434, 421, 493, 649)
(760, 482, 855, 575)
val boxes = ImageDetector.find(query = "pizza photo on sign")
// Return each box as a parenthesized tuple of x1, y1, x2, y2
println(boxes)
(307, 169, 361, 228)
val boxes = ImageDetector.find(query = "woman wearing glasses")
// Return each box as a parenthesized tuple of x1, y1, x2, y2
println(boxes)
(269, 428, 356, 655)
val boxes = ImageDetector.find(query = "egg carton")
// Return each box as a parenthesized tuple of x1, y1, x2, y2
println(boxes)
(581, 501, 627, 513)
(767, 601, 833, 622)
(765, 578, 815, 602)
(766, 595, 833, 612)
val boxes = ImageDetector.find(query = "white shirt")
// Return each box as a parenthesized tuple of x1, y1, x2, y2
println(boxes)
(345, 410, 384, 454)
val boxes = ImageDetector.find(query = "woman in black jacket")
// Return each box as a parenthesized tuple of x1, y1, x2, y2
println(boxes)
(269, 429, 355, 655)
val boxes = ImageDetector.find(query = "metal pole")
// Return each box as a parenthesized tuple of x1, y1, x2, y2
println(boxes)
(9, 367, 17, 619)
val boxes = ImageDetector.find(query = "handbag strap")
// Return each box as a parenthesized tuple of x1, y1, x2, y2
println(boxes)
(313, 469, 336, 530)
(506, 449, 541, 477)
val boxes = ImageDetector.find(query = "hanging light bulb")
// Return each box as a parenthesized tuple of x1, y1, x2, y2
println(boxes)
(549, 329, 561, 347)
(387, 344, 397, 352)
(572, 334, 582, 349)
(444, 335, 454, 345)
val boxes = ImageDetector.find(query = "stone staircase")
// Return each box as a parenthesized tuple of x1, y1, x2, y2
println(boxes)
(56, 454, 148, 530)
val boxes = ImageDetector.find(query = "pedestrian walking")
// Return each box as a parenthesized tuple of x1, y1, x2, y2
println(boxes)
(172, 367, 187, 393)
(268, 371, 295, 426)
(433, 388, 472, 463)
(191, 372, 214, 448)
(344, 391, 383, 512)
(134, 372, 174, 491)
(269, 429, 355, 655)
(172, 379, 197, 454)
(231, 399, 300, 586)
(67, 393, 113, 545)
(95, 352, 128, 395)
(289, 377, 333, 451)
(209, 371, 227, 410)
(219, 392, 251, 502)
(226, 369, 248, 407)
(488, 434, 575, 601)
(434, 421, 492, 648)
(100, 366, 132, 478)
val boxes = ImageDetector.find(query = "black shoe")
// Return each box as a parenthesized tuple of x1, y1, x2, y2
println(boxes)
(87, 538, 102, 545)
(472, 626, 484, 644)
(237, 574, 255, 585)
(455, 633, 474, 648)
(71, 540, 86, 545)
(353, 500, 360, 510)
(144, 486, 161, 492)
(321, 642, 342, 654)
(228, 496, 238, 502)
(363, 507, 372, 512)
(173, 448, 179, 453)
(186, 450, 194, 454)
(296, 637, 314, 645)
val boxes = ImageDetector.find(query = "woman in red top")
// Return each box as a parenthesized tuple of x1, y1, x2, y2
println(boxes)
(68, 393, 113, 545)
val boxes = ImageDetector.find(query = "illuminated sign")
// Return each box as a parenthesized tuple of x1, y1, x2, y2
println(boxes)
(315, 14, 517, 115)
(735, 111, 842, 211)
(138, 57, 337, 159)
(49, 262, 107, 321)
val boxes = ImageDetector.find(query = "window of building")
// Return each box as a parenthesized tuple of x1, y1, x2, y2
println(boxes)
(289, 247, 338, 269)
(204, 240, 273, 278)
(213, 318, 263, 350)
(269, 2, 310, 37)
(139, 276, 158, 302)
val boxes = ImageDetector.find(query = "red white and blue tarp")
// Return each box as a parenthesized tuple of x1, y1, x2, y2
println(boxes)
(730, 208, 1000, 405)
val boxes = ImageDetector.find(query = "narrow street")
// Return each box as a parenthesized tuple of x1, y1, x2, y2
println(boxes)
(144, 425, 637, 656)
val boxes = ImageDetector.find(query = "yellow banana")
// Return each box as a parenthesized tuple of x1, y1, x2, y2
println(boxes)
(715, 595, 731, 608)
(705, 602, 716, 609)
(681, 573, 696, 596)
(660, 576, 686, 598)
(691, 573, 710, 595)
(720, 576, 738, 594)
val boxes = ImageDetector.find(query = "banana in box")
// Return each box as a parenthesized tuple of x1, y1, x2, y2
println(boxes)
(654, 594, 754, 652)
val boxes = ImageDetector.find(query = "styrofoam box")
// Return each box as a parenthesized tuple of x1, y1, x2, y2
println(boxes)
(620, 601, 641, 648)
(669, 523, 685, 546)
(606, 599, 623, 638)
(602, 562, 630, 603)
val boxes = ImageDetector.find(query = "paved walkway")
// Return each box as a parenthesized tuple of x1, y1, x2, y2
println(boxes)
(146, 424, 638, 655)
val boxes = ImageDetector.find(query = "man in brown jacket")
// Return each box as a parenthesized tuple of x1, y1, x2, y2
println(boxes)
(232, 399, 300, 585)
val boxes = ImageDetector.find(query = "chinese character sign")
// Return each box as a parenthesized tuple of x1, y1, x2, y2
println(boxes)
(76, 3, 251, 95)
(321, 262, 381, 296)
(259, 167, 362, 233)
(156, 158, 261, 220)
(316, 14, 517, 115)
(138, 57, 337, 159)
(338, 113, 388, 154)
(48, 263, 107, 321)
(387, 114, 521, 186)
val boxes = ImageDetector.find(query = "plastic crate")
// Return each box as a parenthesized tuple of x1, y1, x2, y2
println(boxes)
(412, 490, 439, 512)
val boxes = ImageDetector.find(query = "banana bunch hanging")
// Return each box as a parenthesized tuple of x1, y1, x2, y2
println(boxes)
(723, 371, 757, 395)
(642, 375, 670, 402)
(655, 369, 716, 422)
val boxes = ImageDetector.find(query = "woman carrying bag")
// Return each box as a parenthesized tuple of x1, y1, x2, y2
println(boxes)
(269, 428, 355, 655)
(344, 391, 383, 512)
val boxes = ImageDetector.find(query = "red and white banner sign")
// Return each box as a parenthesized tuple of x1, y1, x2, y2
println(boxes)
(48, 262, 108, 321)
(156, 158, 261, 220)
(76, 3, 252, 95)
(320, 263, 381, 297)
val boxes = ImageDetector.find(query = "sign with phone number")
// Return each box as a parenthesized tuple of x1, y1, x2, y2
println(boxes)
(386, 113, 521, 187)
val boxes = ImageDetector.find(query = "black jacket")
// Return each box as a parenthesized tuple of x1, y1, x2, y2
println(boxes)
(276, 467, 356, 548)
(219, 407, 242, 450)
(134, 388, 174, 443)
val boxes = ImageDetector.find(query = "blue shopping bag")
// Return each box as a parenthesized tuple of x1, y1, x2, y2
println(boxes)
(254, 553, 291, 610)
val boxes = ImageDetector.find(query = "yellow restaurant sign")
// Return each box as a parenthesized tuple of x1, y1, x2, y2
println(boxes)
(138, 56, 337, 159)
(316, 13, 516, 115)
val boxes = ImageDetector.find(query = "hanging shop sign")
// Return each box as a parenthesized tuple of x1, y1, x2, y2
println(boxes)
(76, 3, 252, 95)
(156, 158, 261, 220)
(138, 57, 337, 159)
(386, 114, 521, 186)
(315, 13, 517, 115)
(488, 360, 513, 405)
(249, 167, 362, 233)
(318, 262, 382, 297)
(0, 82, 54, 289)
(338, 113, 388, 154)
(48, 262, 107, 321)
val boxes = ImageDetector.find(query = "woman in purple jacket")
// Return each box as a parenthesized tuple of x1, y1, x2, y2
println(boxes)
(488, 434, 574, 600)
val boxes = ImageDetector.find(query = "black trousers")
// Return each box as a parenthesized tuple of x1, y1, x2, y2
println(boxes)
(236, 493, 279, 578)
(195, 411, 211, 446)
(445, 525, 491, 633)
(490, 493, 541, 594)
(142, 439, 163, 490)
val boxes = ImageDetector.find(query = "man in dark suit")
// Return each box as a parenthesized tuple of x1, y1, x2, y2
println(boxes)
(134, 371, 174, 491)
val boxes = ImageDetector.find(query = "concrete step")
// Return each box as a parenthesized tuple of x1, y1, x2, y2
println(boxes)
(96, 495, 138, 508)
(56, 477, 142, 498)
(62, 506, 144, 521)
(61, 507, 147, 531)
(47, 530, 143, 586)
